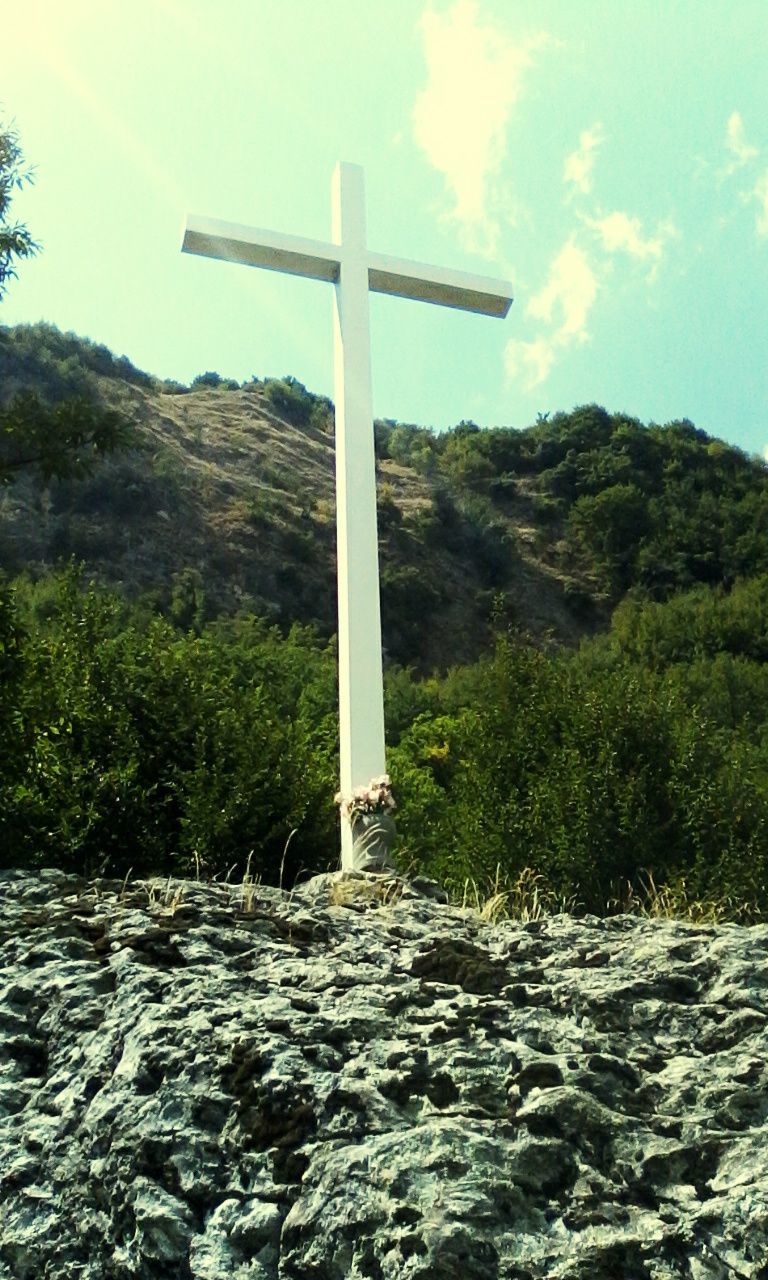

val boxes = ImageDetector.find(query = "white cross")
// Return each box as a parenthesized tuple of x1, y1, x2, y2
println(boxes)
(181, 161, 513, 870)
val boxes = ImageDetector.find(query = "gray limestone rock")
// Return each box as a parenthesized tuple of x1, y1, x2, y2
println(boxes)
(0, 866, 767, 1278)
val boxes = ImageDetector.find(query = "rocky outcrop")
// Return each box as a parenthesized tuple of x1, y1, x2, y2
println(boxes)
(0, 866, 767, 1279)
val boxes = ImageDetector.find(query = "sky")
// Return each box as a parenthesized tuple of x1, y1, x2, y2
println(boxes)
(2, 0, 768, 455)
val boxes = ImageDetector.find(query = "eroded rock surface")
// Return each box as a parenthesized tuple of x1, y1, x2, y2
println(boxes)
(0, 867, 767, 1279)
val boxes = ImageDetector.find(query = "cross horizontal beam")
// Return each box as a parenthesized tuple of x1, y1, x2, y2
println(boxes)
(182, 214, 512, 317)
(367, 251, 512, 317)
(183, 216, 339, 283)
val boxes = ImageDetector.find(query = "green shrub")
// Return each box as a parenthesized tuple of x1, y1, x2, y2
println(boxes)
(263, 376, 331, 429)
(0, 569, 338, 885)
(391, 633, 768, 919)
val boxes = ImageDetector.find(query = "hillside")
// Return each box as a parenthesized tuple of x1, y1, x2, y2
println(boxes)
(0, 323, 607, 670)
(5, 324, 768, 674)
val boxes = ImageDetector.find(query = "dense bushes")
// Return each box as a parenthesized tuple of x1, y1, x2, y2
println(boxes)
(2, 568, 767, 921)
(192, 371, 239, 390)
(0, 570, 338, 884)
(372, 402, 768, 605)
(3, 322, 768, 917)
(0, 323, 155, 402)
(262, 376, 332, 430)
(0, 391, 133, 486)
(389, 636, 768, 918)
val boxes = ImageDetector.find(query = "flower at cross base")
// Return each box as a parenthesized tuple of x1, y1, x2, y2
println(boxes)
(334, 774, 396, 822)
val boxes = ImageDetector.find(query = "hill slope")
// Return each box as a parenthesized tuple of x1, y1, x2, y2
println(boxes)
(0, 324, 603, 669)
(3, 322, 768, 672)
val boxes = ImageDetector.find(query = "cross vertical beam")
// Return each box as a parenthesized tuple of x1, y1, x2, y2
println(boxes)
(331, 163, 386, 867)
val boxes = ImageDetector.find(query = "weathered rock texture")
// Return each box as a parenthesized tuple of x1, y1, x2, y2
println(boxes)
(1, 867, 767, 1280)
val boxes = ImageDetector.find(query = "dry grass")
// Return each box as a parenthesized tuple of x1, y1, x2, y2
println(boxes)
(326, 875, 405, 910)
(459, 863, 755, 926)
(111, 826, 309, 920)
(460, 866, 579, 924)
(107, 850, 755, 929)
(113, 847, 263, 916)
(605, 868, 753, 925)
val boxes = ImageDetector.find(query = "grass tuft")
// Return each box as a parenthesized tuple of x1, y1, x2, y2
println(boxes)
(458, 865, 579, 923)
(454, 863, 756, 925)
(606, 868, 753, 925)
(327, 875, 404, 910)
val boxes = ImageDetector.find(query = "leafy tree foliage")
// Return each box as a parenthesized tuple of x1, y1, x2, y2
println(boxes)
(0, 120, 38, 298)
(192, 370, 239, 390)
(0, 323, 155, 398)
(377, 400, 768, 605)
(0, 391, 133, 485)
(2, 270, 768, 920)
(566, 483, 650, 592)
(389, 631, 768, 919)
(0, 123, 136, 487)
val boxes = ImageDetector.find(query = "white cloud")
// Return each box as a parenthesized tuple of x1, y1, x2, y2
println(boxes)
(724, 111, 759, 173)
(563, 123, 605, 196)
(505, 239, 598, 390)
(714, 114, 768, 237)
(527, 239, 598, 340)
(504, 336, 557, 390)
(584, 211, 677, 277)
(754, 170, 768, 236)
(413, 0, 548, 254)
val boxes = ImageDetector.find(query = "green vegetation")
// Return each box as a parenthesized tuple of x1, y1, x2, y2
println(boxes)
(2, 352, 768, 921)
(1, 565, 766, 923)
(1, 137, 766, 924)
(0, 123, 138, 486)
(263, 375, 333, 430)
(378, 403, 768, 604)
(192, 371, 240, 390)
(389, 618, 768, 921)
(0, 322, 156, 402)
(0, 567, 338, 886)
(0, 325, 139, 488)
(0, 119, 38, 299)
(0, 389, 133, 486)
